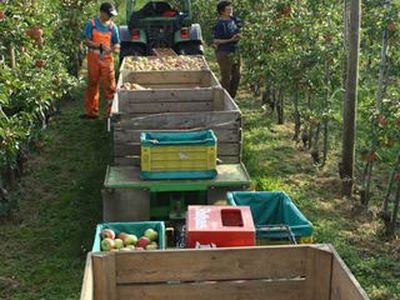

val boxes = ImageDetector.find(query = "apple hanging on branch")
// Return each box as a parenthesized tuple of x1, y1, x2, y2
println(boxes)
(394, 172, 400, 182)
(35, 59, 46, 68)
(387, 20, 397, 32)
(0, 10, 5, 21)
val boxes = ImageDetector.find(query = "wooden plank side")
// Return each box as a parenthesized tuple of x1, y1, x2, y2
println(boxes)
(124, 71, 208, 85)
(114, 142, 241, 157)
(80, 253, 94, 300)
(115, 246, 308, 284)
(330, 247, 370, 300)
(113, 111, 241, 130)
(120, 101, 213, 114)
(92, 253, 117, 300)
(305, 245, 333, 300)
(117, 280, 305, 300)
(114, 128, 241, 144)
(117, 88, 214, 103)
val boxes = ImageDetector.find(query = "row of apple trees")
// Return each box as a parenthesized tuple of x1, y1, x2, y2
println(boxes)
(193, 0, 400, 233)
(0, 0, 97, 215)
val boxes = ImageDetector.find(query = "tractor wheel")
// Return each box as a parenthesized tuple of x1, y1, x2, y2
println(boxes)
(119, 42, 146, 64)
(176, 43, 204, 55)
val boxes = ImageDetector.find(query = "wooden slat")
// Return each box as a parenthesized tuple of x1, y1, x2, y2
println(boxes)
(305, 245, 333, 300)
(92, 253, 117, 300)
(113, 127, 242, 144)
(113, 111, 241, 130)
(330, 246, 370, 300)
(80, 253, 94, 300)
(113, 142, 241, 157)
(117, 88, 214, 103)
(115, 246, 308, 284)
(113, 128, 241, 144)
(117, 279, 305, 300)
(120, 101, 213, 114)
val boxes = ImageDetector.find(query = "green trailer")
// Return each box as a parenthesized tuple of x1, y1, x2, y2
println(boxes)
(102, 163, 251, 221)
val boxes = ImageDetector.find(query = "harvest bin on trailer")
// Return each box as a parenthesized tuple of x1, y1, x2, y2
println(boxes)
(227, 191, 314, 244)
(80, 244, 370, 300)
(111, 87, 241, 166)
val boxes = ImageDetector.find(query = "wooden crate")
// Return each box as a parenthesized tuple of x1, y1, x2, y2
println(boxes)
(80, 244, 370, 300)
(111, 88, 242, 166)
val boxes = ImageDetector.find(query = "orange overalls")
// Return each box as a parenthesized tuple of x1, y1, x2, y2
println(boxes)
(84, 19, 116, 117)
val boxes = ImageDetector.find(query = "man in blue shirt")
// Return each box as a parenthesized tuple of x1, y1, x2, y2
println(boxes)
(213, 1, 241, 98)
(83, 2, 121, 119)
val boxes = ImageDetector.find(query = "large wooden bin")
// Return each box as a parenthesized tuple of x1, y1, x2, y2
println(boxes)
(80, 244, 369, 300)
(111, 88, 242, 166)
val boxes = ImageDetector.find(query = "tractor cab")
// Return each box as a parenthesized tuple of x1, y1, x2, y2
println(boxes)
(119, 0, 203, 61)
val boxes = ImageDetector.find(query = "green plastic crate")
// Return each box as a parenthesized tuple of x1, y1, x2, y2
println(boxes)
(92, 221, 166, 252)
(226, 191, 313, 243)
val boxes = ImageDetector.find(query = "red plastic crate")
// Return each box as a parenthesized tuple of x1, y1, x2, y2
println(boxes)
(186, 205, 255, 247)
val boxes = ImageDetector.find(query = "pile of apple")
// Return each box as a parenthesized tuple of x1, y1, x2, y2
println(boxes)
(123, 56, 208, 72)
(100, 228, 159, 252)
(120, 82, 148, 91)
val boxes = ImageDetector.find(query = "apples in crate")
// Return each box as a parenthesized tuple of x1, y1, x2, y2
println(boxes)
(123, 56, 208, 72)
(100, 228, 160, 252)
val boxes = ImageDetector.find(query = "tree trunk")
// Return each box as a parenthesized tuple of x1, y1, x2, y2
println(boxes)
(381, 153, 400, 218)
(389, 181, 400, 236)
(293, 93, 301, 142)
(342, 0, 361, 197)
(9, 45, 16, 69)
(360, 1, 390, 205)
(276, 89, 284, 125)
(322, 61, 331, 166)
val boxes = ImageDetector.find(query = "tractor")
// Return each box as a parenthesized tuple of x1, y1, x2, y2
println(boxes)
(119, 0, 204, 61)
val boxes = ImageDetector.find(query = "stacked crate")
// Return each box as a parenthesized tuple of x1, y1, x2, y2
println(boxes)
(103, 55, 250, 222)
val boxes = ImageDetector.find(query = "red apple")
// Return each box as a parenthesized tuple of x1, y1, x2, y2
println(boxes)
(377, 115, 387, 127)
(117, 232, 128, 241)
(35, 59, 46, 68)
(137, 236, 151, 249)
(281, 5, 291, 16)
(395, 173, 400, 182)
(388, 21, 396, 32)
(101, 229, 115, 240)
(26, 26, 43, 40)
(396, 118, 400, 127)
(367, 151, 378, 162)
(0, 11, 5, 21)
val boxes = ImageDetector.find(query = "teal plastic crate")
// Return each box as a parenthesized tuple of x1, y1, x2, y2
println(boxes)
(92, 221, 165, 252)
(226, 191, 313, 242)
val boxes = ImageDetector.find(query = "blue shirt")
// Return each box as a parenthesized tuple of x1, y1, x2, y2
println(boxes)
(213, 17, 240, 53)
(84, 17, 120, 45)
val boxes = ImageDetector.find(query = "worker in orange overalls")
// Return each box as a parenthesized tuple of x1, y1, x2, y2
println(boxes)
(82, 2, 120, 119)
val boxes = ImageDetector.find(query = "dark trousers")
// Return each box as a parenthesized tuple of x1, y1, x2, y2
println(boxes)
(216, 51, 241, 98)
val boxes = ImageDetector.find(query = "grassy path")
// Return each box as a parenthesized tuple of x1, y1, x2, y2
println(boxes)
(0, 89, 110, 299)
